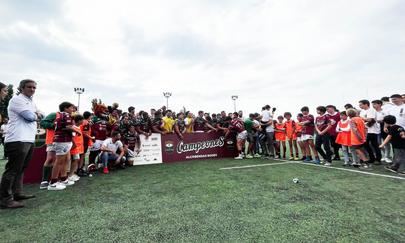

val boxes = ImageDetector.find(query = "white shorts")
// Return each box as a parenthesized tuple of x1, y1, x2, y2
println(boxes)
(54, 142, 73, 156)
(301, 134, 314, 141)
(237, 130, 248, 140)
(90, 139, 104, 151)
(46, 143, 56, 152)
(297, 136, 303, 142)
(71, 154, 80, 160)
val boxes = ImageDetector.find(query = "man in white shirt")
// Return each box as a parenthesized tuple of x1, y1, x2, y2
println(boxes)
(100, 131, 125, 174)
(359, 99, 382, 163)
(0, 79, 42, 209)
(372, 100, 392, 163)
(260, 105, 275, 157)
(387, 94, 405, 129)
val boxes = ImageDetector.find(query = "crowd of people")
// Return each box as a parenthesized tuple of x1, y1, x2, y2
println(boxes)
(0, 79, 404, 209)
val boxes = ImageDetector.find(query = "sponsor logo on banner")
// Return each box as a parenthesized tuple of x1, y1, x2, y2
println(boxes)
(133, 133, 163, 165)
(165, 140, 175, 152)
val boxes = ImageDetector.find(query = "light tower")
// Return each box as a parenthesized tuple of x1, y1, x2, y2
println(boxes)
(231, 95, 238, 112)
(163, 92, 172, 109)
(74, 87, 85, 111)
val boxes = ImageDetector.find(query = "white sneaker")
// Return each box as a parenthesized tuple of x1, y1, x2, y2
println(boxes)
(324, 162, 332, 166)
(385, 158, 392, 163)
(68, 176, 79, 182)
(48, 182, 66, 191)
(73, 174, 80, 180)
(234, 155, 243, 160)
(62, 179, 75, 186)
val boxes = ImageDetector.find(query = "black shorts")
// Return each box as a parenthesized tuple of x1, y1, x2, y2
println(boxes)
(351, 143, 365, 149)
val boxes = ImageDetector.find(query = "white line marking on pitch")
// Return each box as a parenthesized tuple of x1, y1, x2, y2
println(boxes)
(220, 160, 405, 180)
(295, 161, 405, 180)
(220, 161, 295, 170)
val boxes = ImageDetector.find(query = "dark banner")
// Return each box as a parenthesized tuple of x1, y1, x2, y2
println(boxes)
(161, 132, 238, 163)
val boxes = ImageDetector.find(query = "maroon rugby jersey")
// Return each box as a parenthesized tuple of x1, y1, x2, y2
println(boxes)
(193, 117, 207, 131)
(230, 119, 245, 133)
(91, 121, 108, 140)
(53, 112, 73, 143)
(301, 114, 315, 135)
(315, 115, 330, 134)
(123, 131, 139, 150)
(326, 112, 340, 136)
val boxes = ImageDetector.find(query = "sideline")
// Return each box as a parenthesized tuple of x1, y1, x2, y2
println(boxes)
(220, 160, 405, 180)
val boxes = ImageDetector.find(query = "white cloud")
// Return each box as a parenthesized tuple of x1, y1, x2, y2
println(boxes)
(0, 0, 404, 117)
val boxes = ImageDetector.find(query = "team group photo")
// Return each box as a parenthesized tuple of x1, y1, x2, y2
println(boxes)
(0, 0, 404, 242)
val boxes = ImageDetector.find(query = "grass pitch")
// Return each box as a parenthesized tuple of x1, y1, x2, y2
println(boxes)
(0, 157, 404, 242)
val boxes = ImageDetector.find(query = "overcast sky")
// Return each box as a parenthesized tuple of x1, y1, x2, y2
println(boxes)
(0, 0, 404, 117)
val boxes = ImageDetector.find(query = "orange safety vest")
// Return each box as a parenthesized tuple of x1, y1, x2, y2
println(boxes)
(275, 123, 286, 141)
(350, 117, 366, 146)
(336, 120, 351, 146)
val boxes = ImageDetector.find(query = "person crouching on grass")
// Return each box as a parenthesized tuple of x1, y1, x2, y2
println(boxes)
(380, 115, 405, 174)
(347, 108, 370, 168)
(48, 102, 76, 191)
(274, 116, 287, 159)
(68, 115, 84, 182)
(100, 131, 125, 174)
(123, 125, 141, 166)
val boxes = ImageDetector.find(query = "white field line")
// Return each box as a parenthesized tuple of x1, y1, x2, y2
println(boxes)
(219, 161, 295, 170)
(220, 160, 405, 180)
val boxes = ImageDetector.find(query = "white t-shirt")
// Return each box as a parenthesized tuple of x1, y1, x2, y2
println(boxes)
(387, 104, 405, 128)
(261, 110, 272, 122)
(102, 138, 123, 153)
(5, 94, 39, 143)
(359, 108, 380, 134)
(382, 102, 394, 114)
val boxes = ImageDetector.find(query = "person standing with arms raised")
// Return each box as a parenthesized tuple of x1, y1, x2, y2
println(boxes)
(0, 79, 42, 209)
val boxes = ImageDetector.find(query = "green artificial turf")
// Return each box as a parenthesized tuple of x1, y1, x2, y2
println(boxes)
(0, 155, 404, 242)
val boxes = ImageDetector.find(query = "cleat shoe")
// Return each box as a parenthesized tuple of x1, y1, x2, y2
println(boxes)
(103, 167, 110, 174)
(40, 181, 49, 190)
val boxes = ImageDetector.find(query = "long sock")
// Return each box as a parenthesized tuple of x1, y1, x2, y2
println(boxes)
(42, 166, 53, 182)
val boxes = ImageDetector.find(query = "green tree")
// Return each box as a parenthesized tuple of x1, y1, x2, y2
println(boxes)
(0, 84, 14, 119)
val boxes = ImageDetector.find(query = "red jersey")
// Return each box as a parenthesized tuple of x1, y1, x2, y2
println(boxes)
(53, 112, 73, 143)
(91, 121, 108, 140)
(301, 114, 315, 135)
(230, 119, 245, 133)
(327, 112, 340, 136)
(315, 114, 330, 134)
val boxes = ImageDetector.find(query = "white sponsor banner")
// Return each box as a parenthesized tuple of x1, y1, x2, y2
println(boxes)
(133, 133, 163, 165)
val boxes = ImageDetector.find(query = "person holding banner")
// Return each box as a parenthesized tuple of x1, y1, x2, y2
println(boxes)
(227, 112, 247, 160)
(123, 125, 141, 166)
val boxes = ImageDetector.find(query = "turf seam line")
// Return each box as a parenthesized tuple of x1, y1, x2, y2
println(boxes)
(219, 161, 295, 170)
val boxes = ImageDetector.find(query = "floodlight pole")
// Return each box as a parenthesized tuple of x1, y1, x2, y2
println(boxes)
(74, 87, 85, 111)
(163, 92, 172, 109)
(231, 95, 238, 112)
